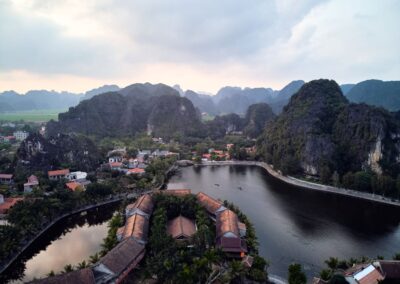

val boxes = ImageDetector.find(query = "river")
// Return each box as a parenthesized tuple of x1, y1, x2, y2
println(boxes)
(1, 203, 119, 283)
(167, 165, 400, 278)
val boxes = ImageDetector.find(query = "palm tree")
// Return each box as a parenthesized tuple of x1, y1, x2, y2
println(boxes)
(77, 260, 88, 269)
(325, 257, 339, 270)
(46, 270, 55, 277)
(63, 264, 74, 273)
(89, 253, 100, 264)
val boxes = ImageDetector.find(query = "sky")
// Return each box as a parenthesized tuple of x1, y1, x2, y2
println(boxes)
(0, 0, 399, 94)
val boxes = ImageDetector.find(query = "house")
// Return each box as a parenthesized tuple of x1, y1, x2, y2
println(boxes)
(128, 158, 138, 169)
(376, 260, 400, 282)
(13, 130, 29, 141)
(226, 144, 234, 151)
(31, 268, 95, 284)
(48, 169, 70, 181)
(93, 238, 145, 284)
(202, 153, 211, 161)
(116, 213, 149, 244)
(0, 173, 13, 184)
(108, 156, 123, 163)
(0, 194, 23, 214)
(126, 168, 145, 175)
(125, 194, 154, 218)
(167, 215, 196, 241)
(3, 136, 16, 143)
(215, 209, 247, 257)
(344, 263, 385, 284)
(109, 162, 123, 170)
(67, 171, 87, 181)
(65, 181, 84, 191)
(24, 175, 39, 193)
(196, 192, 226, 216)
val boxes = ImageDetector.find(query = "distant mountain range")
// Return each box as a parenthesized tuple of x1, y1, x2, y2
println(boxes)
(2, 79, 400, 114)
(0, 85, 120, 112)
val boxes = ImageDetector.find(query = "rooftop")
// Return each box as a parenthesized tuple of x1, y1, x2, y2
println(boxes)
(0, 174, 13, 179)
(48, 169, 70, 177)
(216, 209, 240, 238)
(65, 181, 82, 191)
(163, 189, 192, 196)
(126, 194, 154, 216)
(119, 214, 149, 242)
(167, 215, 196, 239)
(196, 192, 224, 215)
(97, 237, 145, 275)
(31, 268, 95, 284)
(0, 197, 24, 214)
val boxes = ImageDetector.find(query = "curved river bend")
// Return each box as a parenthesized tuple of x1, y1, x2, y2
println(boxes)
(167, 165, 400, 278)
(2, 203, 118, 283)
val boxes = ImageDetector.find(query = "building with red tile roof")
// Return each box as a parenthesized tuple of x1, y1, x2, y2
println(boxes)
(126, 168, 145, 175)
(117, 214, 149, 244)
(125, 194, 154, 217)
(31, 268, 95, 284)
(344, 263, 385, 284)
(93, 238, 145, 284)
(65, 181, 83, 192)
(196, 192, 226, 216)
(377, 260, 400, 282)
(216, 209, 247, 256)
(0, 194, 24, 214)
(167, 215, 196, 240)
(48, 169, 70, 181)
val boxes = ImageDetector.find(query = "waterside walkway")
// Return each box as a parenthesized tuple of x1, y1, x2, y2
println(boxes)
(197, 161, 400, 208)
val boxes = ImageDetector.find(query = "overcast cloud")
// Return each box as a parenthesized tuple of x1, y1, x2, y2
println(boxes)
(0, 0, 399, 93)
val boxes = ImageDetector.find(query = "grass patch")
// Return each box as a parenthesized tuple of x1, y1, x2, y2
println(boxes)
(0, 109, 66, 122)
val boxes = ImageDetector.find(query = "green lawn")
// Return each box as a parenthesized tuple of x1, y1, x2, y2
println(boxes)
(0, 109, 66, 122)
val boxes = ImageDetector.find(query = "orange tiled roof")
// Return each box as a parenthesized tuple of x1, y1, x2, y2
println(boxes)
(126, 194, 154, 215)
(110, 162, 122, 167)
(196, 192, 223, 214)
(121, 214, 149, 242)
(31, 268, 95, 284)
(167, 215, 196, 239)
(163, 189, 192, 196)
(0, 197, 24, 214)
(128, 168, 145, 174)
(65, 182, 81, 191)
(48, 169, 70, 177)
(216, 209, 239, 238)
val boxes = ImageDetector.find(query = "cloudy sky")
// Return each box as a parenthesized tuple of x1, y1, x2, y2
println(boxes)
(0, 0, 399, 94)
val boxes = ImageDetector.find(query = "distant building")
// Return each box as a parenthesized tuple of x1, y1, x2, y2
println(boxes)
(65, 181, 84, 191)
(13, 131, 28, 141)
(108, 156, 123, 163)
(109, 162, 123, 170)
(126, 168, 145, 175)
(0, 194, 23, 215)
(67, 171, 87, 181)
(48, 169, 70, 181)
(344, 263, 385, 284)
(0, 174, 13, 184)
(167, 215, 196, 241)
(161, 189, 192, 197)
(24, 175, 39, 193)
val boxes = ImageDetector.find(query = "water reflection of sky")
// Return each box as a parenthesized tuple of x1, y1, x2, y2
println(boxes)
(168, 165, 400, 278)
(13, 223, 108, 283)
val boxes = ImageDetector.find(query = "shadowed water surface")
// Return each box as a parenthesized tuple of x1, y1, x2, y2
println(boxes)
(167, 165, 400, 278)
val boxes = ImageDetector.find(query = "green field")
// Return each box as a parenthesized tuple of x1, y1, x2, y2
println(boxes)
(0, 109, 66, 122)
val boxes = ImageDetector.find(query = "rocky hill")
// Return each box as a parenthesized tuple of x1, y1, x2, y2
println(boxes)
(243, 103, 276, 138)
(46, 83, 204, 139)
(16, 133, 102, 173)
(345, 80, 400, 111)
(259, 79, 400, 178)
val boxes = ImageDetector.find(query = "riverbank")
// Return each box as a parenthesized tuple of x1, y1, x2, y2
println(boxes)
(196, 160, 400, 207)
(0, 195, 124, 275)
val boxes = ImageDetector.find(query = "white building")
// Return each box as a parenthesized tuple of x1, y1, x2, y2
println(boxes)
(67, 171, 88, 181)
(13, 131, 29, 141)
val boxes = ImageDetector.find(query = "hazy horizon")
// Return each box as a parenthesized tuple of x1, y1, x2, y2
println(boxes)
(1, 0, 399, 94)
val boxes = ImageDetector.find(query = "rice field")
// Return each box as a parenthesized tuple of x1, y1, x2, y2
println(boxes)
(0, 109, 66, 122)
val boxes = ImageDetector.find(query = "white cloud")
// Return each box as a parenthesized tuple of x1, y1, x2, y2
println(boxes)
(0, 0, 399, 93)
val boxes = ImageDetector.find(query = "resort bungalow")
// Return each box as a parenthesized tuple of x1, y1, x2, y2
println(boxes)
(126, 168, 145, 176)
(67, 171, 87, 181)
(125, 194, 154, 218)
(216, 209, 247, 257)
(0, 173, 13, 184)
(93, 238, 146, 284)
(32, 268, 95, 284)
(116, 213, 149, 244)
(48, 169, 70, 181)
(343, 263, 385, 284)
(167, 215, 196, 241)
(161, 189, 192, 197)
(23, 175, 39, 193)
(196, 192, 227, 217)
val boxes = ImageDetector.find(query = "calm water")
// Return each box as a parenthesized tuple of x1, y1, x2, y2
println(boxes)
(2, 203, 118, 283)
(168, 165, 400, 278)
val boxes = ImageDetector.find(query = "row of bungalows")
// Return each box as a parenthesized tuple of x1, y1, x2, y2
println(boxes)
(196, 192, 247, 257)
(32, 194, 155, 284)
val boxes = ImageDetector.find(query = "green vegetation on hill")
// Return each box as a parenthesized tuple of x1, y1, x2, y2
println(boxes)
(258, 79, 400, 199)
(345, 79, 400, 111)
